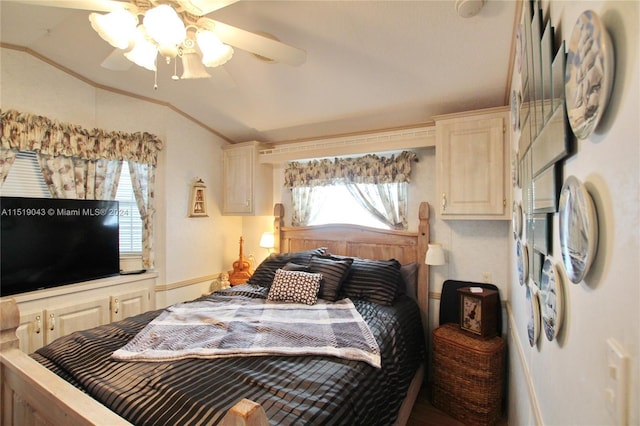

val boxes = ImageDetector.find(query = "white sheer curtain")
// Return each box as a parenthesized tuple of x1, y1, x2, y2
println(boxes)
(345, 182, 408, 230)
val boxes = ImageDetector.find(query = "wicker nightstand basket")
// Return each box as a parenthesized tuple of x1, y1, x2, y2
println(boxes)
(432, 323, 505, 425)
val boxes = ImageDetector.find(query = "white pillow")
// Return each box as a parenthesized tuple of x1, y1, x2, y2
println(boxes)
(267, 269, 322, 305)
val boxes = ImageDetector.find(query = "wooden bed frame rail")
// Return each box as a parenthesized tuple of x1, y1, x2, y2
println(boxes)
(1, 202, 430, 426)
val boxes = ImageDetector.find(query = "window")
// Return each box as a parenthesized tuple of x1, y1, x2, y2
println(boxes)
(305, 184, 389, 229)
(115, 166, 143, 254)
(1, 151, 142, 255)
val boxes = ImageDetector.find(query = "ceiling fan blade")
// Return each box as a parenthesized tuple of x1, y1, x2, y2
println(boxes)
(101, 48, 133, 71)
(200, 19, 306, 67)
(2, 0, 130, 12)
(182, 0, 238, 16)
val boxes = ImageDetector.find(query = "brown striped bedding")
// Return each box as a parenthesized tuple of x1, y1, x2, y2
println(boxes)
(32, 284, 425, 425)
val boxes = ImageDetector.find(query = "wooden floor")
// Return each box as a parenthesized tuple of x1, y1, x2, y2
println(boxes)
(406, 386, 508, 426)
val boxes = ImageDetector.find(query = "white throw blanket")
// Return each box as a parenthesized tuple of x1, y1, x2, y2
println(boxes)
(112, 297, 381, 368)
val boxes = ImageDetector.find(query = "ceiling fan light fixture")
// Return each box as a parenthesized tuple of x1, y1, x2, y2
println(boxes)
(124, 26, 158, 71)
(88, 9, 137, 50)
(197, 30, 234, 67)
(143, 4, 186, 57)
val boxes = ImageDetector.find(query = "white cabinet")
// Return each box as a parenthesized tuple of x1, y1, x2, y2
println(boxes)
(223, 141, 273, 215)
(435, 106, 511, 220)
(8, 273, 155, 354)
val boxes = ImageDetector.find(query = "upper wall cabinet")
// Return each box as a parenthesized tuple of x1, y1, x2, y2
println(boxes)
(223, 141, 273, 216)
(435, 106, 511, 220)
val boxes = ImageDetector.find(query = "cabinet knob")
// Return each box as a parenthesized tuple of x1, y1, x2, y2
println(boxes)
(34, 315, 41, 334)
(49, 313, 55, 331)
(113, 298, 119, 315)
(441, 193, 447, 212)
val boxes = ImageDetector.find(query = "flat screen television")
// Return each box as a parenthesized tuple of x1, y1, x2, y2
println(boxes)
(1, 196, 120, 296)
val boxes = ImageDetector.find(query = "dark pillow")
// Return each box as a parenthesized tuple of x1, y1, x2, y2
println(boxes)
(308, 255, 353, 301)
(397, 262, 419, 301)
(282, 262, 310, 272)
(266, 269, 322, 305)
(340, 257, 402, 306)
(247, 248, 326, 287)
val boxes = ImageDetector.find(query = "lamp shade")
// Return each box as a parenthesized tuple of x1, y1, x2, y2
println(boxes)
(425, 243, 446, 265)
(89, 9, 137, 50)
(197, 30, 234, 67)
(259, 232, 275, 249)
(124, 26, 158, 71)
(181, 52, 212, 79)
(143, 4, 186, 58)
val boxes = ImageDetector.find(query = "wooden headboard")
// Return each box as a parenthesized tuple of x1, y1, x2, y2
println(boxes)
(272, 202, 431, 340)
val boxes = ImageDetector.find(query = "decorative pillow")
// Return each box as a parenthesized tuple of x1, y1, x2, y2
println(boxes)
(266, 269, 322, 305)
(340, 257, 402, 306)
(397, 262, 419, 301)
(308, 255, 353, 301)
(282, 262, 310, 272)
(247, 248, 326, 287)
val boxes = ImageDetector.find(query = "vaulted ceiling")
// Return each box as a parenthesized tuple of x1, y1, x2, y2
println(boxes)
(0, 0, 518, 144)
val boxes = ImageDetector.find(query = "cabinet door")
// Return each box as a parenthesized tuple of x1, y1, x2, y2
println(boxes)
(438, 115, 508, 218)
(110, 289, 149, 322)
(44, 299, 109, 344)
(16, 310, 45, 354)
(223, 146, 254, 214)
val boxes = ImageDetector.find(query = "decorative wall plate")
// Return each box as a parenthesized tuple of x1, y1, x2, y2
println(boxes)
(540, 258, 563, 341)
(559, 176, 598, 283)
(526, 285, 540, 347)
(565, 10, 615, 139)
(517, 240, 529, 286)
(513, 201, 523, 239)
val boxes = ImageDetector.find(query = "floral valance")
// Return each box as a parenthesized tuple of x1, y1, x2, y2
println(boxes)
(284, 151, 417, 188)
(0, 109, 163, 165)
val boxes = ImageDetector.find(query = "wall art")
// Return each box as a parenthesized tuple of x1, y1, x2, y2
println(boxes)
(559, 175, 599, 283)
(565, 10, 615, 140)
(540, 257, 564, 341)
(527, 285, 540, 347)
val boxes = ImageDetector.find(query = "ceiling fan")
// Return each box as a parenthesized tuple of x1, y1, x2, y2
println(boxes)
(7, 0, 307, 82)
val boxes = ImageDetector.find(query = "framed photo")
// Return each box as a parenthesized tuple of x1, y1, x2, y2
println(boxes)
(189, 178, 208, 217)
(533, 164, 559, 213)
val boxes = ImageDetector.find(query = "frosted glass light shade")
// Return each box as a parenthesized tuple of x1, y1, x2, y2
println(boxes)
(124, 26, 158, 71)
(143, 5, 186, 48)
(425, 243, 445, 265)
(89, 10, 137, 50)
(197, 30, 234, 67)
(181, 52, 212, 79)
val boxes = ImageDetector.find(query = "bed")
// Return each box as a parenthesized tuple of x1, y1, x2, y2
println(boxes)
(1, 202, 431, 426)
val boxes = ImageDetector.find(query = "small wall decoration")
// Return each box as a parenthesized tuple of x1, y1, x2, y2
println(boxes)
(526, 285, 540, 347)
(189, 178, 208, 217)
(559, 176, 599, 283)
(565, 10, 615, 140)
(517, 240, 529, 286)
(540, 258, 564, 341)
(513, 200, 523, 239)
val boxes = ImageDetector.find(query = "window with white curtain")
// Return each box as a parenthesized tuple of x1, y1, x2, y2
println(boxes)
(304, 184, 390, 229)
(1, 151, 143, 255)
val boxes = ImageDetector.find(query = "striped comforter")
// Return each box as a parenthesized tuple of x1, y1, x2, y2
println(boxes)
(32, 284, 425, 425)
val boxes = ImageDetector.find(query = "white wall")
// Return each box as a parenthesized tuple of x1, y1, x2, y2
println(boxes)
(0, 47, 242, 307)
(507, 1, 639, 425)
